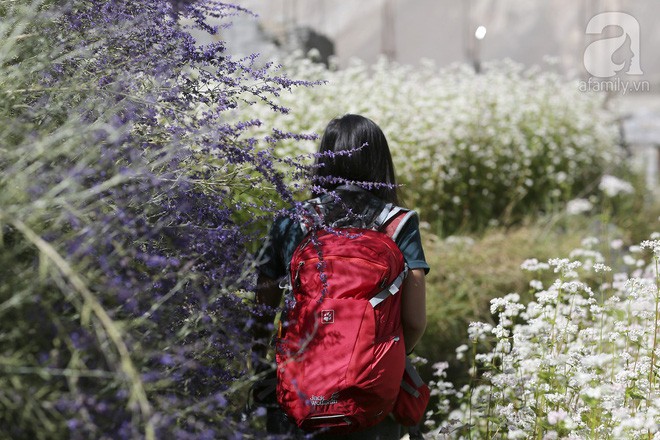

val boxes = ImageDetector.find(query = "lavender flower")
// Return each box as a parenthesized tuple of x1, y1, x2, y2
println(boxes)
(0, 0, 315, 438)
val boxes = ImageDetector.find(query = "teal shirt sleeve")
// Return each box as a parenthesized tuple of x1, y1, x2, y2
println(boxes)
(395, 214, 430, 274)
(256, 215, 305, 280)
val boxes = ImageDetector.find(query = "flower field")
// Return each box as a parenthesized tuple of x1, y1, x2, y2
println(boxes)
(428, 235, 660, 439)
(235, 54, 621, 235)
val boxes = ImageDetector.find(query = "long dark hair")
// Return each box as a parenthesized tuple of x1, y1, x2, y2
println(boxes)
(313, 114, 399, 204)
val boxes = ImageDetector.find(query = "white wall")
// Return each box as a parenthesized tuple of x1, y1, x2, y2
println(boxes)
(222, 0, 659, 90)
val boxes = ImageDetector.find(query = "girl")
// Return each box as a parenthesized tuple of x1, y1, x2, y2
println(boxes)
(254, 114, 428, 439)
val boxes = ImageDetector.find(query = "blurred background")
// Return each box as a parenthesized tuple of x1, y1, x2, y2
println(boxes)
(212, 0, 660, 191)
(221, 0, 659, 80)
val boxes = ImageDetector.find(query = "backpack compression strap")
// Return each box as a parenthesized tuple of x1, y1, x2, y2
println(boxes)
(369, 266, 408, 308)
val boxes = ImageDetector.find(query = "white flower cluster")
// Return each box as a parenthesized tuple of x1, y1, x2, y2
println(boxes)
(599, 174, 635, 198)
(230, 54, 620, 234)
(428, 234, 660, 439)
(566, 198, 593, 216)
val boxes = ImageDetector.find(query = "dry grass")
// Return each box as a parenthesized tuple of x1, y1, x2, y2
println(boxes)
(416, 211, 648, 381)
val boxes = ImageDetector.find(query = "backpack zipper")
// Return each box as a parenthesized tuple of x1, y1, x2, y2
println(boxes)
(292, 256, 390, 293)
(298, 256, 390, 271)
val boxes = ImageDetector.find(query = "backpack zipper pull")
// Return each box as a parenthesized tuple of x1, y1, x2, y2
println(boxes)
(293, 261, 304, 289)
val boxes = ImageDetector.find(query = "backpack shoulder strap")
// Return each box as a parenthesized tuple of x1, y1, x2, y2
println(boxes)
(297, 199, 325, 237)
(368, 206, 418, 308)
(372, 203, 395, 229)
(379, 207, 417, 242)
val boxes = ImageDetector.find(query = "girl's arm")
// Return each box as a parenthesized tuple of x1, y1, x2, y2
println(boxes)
(253, 273, 283, 360)
(400, 268, 427, 354)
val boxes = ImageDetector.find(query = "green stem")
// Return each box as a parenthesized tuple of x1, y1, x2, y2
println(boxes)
(533, 390, 544, 440)
(7, 217, 155, 440)
(467, 340, 478, 440)
(550, 278, 565, 356)
(646, 256, 660, 418)
(648, 258, 660, 406)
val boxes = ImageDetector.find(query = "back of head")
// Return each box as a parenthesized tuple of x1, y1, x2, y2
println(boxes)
(313, 114, 399, 204)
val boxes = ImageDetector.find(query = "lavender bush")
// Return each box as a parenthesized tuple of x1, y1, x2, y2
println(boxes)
(0, 1, 309, 438)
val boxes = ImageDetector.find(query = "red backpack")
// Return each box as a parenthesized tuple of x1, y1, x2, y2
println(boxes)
(275, 200, 415, 434)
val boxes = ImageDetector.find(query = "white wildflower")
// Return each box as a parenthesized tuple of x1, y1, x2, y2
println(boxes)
(623, 255, 637, 266)
(612, 272, 629, 291)
(610, 238, 624, 249)
(581, 353, 613, 369)
(521, 258, 550, 272)
(467, 322, 493, 342)
(641, 239, 660, 257)
(570, 248, 605, 265)
(561, 280, 585, 293)
(544, 393, 566, 405)
(566, 198, 592, 215)
(590, 303, 603, 315)
(491, 325, 510, 339)
(593, 263, 612, 272)
(549, 258, 582, 274)
(536, 289, 559, 304)
(581, 236, 600, 248)
(455, 344, 469, 360)
(547, 409, 568, 425)
(444, 235, 475, 247)
(491, 293, 524, 316)
(432, 361, 450, 378)
(599, 174, 634, 197)
(530, 279, 543, 290)
(508, 429, 528, 439)
(583, 386, 602, 399)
